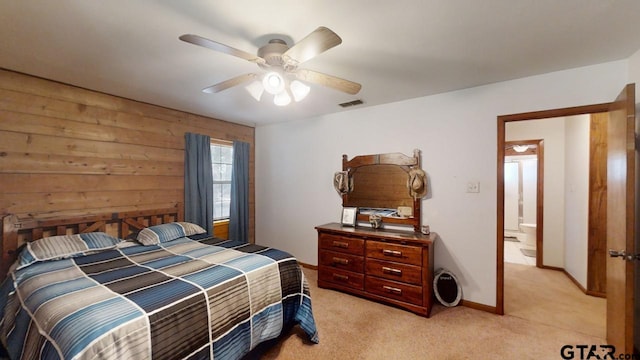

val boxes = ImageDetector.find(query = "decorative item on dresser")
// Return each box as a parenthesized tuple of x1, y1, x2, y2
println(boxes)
(321, 149, 435, 316)
(316, 223, 436, 316)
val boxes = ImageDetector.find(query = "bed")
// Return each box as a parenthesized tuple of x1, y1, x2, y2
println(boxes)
(0, 205, 318, 359)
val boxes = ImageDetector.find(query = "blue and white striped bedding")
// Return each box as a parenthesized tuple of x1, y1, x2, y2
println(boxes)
(0, 234, 318, 360)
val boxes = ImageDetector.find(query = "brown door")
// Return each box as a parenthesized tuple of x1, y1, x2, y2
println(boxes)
(606, 83, 637, 354)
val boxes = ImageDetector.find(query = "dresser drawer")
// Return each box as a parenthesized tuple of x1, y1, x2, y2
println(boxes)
(319, 233, 364, 255)
(366, 241, 422, 266)
(319, 267, 364, 290)
(365, 276, 423, 306)
(365, 258, 422, 285)
(319, 250, 364, 273)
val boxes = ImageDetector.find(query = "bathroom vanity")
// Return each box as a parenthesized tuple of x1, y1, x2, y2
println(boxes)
(317, 150, 435, 316)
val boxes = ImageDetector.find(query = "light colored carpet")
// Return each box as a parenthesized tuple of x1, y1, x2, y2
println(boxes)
(504, 262, 606, 339)
(257, 267, 605, 359)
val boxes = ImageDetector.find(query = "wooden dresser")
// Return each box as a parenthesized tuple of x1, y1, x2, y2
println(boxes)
(316, 222, 435, 317)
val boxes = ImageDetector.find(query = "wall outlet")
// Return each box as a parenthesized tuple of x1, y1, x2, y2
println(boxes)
(467, 181, 480, 193)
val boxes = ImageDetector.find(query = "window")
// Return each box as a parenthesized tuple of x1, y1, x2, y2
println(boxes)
(211, 143, 233, 220)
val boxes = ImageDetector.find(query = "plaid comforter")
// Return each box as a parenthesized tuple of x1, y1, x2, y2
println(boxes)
(0, 235, 318, 359)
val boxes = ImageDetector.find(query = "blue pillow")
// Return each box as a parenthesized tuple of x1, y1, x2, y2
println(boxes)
(136, 222, 207, 245)
(16, 232, 121, 270)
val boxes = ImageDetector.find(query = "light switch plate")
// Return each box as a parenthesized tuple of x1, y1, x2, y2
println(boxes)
(467, 181, 480, 193)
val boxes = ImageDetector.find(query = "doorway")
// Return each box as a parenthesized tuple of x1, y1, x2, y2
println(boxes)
(503, 140, 543, 267)
(501, 113, 607, 338)
(496, 103, 611, 317)
(497, 84, 638, 352)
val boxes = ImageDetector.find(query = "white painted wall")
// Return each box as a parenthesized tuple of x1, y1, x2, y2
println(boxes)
(506, 118, 566, 268)
(503, 156, 537, 232)
(629, 46, 640, 354)
(503, 161, 519, 231)
(629, 48, 640, 89)
(564, 115, 591, 288)
(632, 46, 640, 360)
(521, 158, 538, 225)
(255, 60, 628, 307)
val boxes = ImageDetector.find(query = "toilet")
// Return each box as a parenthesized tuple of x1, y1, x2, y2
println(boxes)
(519, 223, 536, 248)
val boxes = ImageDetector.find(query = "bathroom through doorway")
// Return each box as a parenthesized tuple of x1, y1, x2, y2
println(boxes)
(503, 139, 543, 268)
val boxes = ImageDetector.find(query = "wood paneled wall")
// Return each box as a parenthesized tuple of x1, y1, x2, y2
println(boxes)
(587, 112, 608, 296)
(0, 69, 255, 242)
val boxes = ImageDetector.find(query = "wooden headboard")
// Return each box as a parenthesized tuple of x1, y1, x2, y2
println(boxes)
(1, 204, 183, 280)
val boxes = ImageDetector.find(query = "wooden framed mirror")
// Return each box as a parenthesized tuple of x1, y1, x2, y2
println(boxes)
(339, 149, 425, 232)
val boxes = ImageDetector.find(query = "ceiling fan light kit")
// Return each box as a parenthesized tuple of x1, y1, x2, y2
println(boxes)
(179, 26, 361, 106)
(512, 145, 529, 153)
(262, 72, 285, 95)
(243, 73, 310, 106)
(245, 80, 264, 101)
(274, 91, 292, 106)
(290, 80, 310, 102)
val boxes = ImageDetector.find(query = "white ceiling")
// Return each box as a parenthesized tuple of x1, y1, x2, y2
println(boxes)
(1, 1, 639, 127)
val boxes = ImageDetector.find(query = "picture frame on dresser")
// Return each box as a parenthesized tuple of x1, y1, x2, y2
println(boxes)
(341, 207, 358, 227)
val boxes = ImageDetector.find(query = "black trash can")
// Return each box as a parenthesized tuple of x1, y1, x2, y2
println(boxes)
(433, 268, 462, 307)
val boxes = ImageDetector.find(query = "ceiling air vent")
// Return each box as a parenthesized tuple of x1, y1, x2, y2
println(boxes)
(339, 99, 364, 108)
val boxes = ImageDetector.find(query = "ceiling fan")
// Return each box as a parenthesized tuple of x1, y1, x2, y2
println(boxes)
(179, 27, 362, 106)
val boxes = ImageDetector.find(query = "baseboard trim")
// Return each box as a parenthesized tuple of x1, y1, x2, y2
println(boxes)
(586, 290, 606, 298)
(461, 299, 497, 314)
(540, 264, 564, 272)
(542, 266, 603, 298)
(298, 261, 318, 270)
(562, 269, 588, 294)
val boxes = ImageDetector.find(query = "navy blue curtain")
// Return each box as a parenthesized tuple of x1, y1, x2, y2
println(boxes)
(184, 133, 214, 235)
(228, 140, 249, 242)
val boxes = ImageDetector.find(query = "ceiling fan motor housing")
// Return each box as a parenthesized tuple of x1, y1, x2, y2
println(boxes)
(258, 39, 289, 69)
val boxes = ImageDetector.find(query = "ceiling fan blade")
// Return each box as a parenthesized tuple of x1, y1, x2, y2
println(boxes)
(202, 73, 258, 93)
(179, 34, 266, 65)
(282, 27, 342, 66)
(296, 69, 361, 95)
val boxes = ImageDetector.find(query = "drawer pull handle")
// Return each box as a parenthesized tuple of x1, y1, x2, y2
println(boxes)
(383, 285, 402, 295)
(332, 241, 349, 249)
(382, 266, 402, 276)
(333, 273, 349, 281)
(332, 257, 350, 265)
(382, 249, 402, 257)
